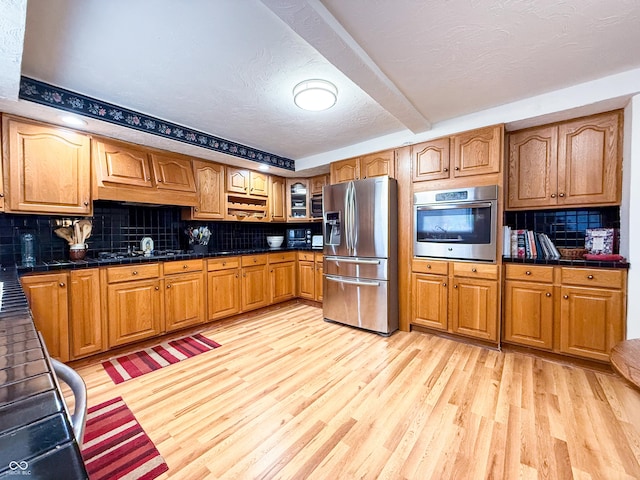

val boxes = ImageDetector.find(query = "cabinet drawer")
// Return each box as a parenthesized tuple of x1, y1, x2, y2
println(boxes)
(207, 257, 240, 271)
(314, 252, 324, 263)
(505, 264, 554, 282)
(164, 259, 203, 275)
(241, 254, 268, 267)
(453, 262, 498, 280)
(106, 263, 160, 283)
(412, 258, 448, 275)
(268, 251, 297, 264)
(298, 251, 315, 262)
(561, 268, 624, 289)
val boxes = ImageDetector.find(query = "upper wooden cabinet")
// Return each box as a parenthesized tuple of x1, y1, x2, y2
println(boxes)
(412, 137, 450, 182)
(286, 179, 310, 221)
(269, 175, 286, 222)
(3, 116, 91, 215)
(310, 174, 329, 195)
(330, 149, 395, 184)
(507, 111, 621, 209)
(451, 124, 502, 178)
(226, 167, 268, 196)
(184, 160, 225, 220)
(93, 137, 197, 206)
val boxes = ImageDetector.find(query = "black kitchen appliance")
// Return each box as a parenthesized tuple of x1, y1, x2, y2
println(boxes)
(287, 228, 311, 247)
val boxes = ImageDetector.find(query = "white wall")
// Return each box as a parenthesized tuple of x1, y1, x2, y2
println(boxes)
(623, 95, 640, 338)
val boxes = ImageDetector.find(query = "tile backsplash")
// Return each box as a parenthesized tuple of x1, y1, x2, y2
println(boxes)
(0, 201, 322, 266)
(504, 206, 620, 249)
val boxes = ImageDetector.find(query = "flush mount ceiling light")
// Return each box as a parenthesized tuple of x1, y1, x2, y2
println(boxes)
(293, 79, 338, 111)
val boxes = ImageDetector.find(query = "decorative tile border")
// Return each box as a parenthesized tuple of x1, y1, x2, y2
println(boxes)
(18, 76, 295, 171)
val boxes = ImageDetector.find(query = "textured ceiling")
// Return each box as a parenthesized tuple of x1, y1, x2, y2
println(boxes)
(0, 0, 639, 175)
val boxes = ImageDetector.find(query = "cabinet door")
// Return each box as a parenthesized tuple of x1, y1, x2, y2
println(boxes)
(94, 139, 153, 188)
(207, 269, 241, 320)
(360, 150, 395, 179)
(150, 153, 196, 192)
(241, 264, 269, 311)
(4, 117, 91, 215)
(270, 261, 296, 303)
(21, 273, 70, 362)
(507, 126, 558, 209)
(412, 138, 450, 182)
(298, 261, 315, 300)
(269, 176, 286, 222)
(559, 286, 623, 362)
(330, 158, 359, 184)
(315, 261, 323, 302)
(311, 174, 328, 195)
(503, 280, 553, 350)
(191, 160, 225, 219)
(451, 277, 498, 341)
(107, 279, 163, 348)
(69, 269, 104, 359)
(558, 112, 621, 206)
(249, 172, 269, 197)
(0, 142, 5, 211)
(452, 125, 502, 177)
(226, 167, 250, 193)
(412, 273, 448, 331)
(165, 272, 206, 332)
(287, 179, 309, 220)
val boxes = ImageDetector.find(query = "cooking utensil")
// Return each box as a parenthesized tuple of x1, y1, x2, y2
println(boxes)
(54, 227, 75, 245)
(77, 220, 92, 244)
(74, 221, 82, 245)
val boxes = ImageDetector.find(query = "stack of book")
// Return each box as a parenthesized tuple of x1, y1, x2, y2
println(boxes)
(502, 226, 561, 259)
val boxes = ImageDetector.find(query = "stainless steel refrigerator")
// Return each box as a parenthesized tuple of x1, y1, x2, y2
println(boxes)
(322, 176, 398, 335)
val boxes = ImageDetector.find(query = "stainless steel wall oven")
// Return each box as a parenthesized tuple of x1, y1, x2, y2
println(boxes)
(413, 185, 498, 262)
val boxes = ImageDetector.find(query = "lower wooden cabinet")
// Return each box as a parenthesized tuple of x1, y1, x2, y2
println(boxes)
(20, 272, 70, 362)
(69, 269, 105, 359)
(207, 257, 241, 321)
(241, 254, 269, 311)
(503, 264, 626, 362)
(297, 252, 323, 301)
(411, 259, 500, 343)
(269, 252, 296, 304)
(164, 270, 206, 332)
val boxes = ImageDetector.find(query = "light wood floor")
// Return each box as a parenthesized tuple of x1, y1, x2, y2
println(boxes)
(67, 303, 640, 479)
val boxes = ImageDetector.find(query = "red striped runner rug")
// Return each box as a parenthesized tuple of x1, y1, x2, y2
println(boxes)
(82, 396, 168, 480)
(102, 333, 221, 384)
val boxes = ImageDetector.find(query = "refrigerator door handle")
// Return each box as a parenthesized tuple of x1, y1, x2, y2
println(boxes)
(351, 182, 358, 248)
(325, 256, 381, 265)
(344, 183, 352, 251)
(325, 275, 381, 287)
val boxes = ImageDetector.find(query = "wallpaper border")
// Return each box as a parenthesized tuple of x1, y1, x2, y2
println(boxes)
(18, 76, 295, 171)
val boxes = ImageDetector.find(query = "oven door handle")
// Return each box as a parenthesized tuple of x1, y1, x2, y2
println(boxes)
(415, 201, 493, 211)
(325, 275, 380, 287)
(325, 256, 381, 265)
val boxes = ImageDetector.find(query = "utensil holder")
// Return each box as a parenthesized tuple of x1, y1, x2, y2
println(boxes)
(192, 244, 208, 254)
(69, 244, 88, 261)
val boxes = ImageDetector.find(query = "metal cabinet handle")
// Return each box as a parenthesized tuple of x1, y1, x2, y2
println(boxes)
(83, 201, 89, 206)
(167, 284, 172, 288)
(443, 282, 447, 287)
(235, 274, 239, 278)
(563, 295, 569, 299)
(155, 286, 159, 290)
(455, 167, 459, 171)
(546, 292, 551, 297)
(587, 275, 594, 279)
(525, 271, 531, 275)
(453, 285, 458, 289)
(270, 269, 274, 273)
(147, 177, 151, 181)
(132, 271, 138, 275)
(427, 264, 432, 269)
(0, 193, 4, 198)
(183, 265, 189, 269)
(51, 358, 87, 446)
(550, 193, 557, 198)
(559, 193, 565, 197)
(157, 179, 163, 182)
(471, 268, 477, 273)
(59, 282, 65, 287)
(194, 208, 199, 212)
(443, 168, 448, 172)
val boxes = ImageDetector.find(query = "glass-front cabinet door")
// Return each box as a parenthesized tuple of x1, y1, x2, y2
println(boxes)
(286, 179, 309, 221)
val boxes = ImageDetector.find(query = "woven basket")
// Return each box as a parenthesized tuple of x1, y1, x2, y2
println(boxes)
(558, 248, 587, 259)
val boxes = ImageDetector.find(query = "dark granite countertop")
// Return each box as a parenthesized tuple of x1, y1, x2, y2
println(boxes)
(502, 256, 630, 269)
(15, 246, 323, 274)
(0, 267, 88, 479)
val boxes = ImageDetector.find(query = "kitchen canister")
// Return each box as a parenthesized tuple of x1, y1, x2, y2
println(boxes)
(20, 233, 36, 266)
